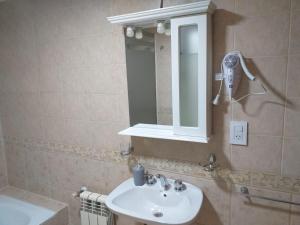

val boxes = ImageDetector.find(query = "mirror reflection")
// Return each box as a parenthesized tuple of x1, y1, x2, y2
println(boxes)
(125, 28, 172, 126)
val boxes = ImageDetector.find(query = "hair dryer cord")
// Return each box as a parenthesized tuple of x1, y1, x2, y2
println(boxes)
(231, 79, 267, 103)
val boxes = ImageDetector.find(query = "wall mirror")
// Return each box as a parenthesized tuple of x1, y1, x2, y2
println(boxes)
(125, 28, 172, 126)
(107, 1, 215, 143)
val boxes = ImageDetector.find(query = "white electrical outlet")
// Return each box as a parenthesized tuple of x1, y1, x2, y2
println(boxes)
(230, 121, 248, 145)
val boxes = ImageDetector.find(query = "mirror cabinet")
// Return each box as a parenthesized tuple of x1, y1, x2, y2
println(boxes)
(107, 1, 215, 143)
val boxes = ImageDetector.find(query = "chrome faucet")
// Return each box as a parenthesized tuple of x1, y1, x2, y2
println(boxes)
(156, 174, 170, 191)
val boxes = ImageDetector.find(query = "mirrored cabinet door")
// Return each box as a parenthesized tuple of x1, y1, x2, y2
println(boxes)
(171, 15, 212, 139)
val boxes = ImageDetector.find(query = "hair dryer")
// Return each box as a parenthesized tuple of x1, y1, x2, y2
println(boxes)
(213, 51, 266, 105)
(223, 51, 255, 100)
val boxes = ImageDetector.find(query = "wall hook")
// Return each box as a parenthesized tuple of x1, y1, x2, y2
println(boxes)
(199, 153, 218, 172)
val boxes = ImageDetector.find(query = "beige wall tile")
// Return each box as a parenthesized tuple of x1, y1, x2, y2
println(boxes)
(1, 115, 24, 139)
(103, 161, 132, 193)
(236, 0, 290, 17)
(50, 185, 81, 225)
(17, 67, 40, 94)
(24, 148, 52, 196)
(133, 137, 190, 160)
(235, 13, 290, 57)
(164, 0, 234, 10)
(115, 215, 141, 225)
(63, 119, 94, 147)
(0, 142, 7, 187)
(282, 138, 300, 178)
(37, 43, 61, 77)
(5, 115, 45, 141)
(47, 151, 87, 190)
(104, 34, 126, 65)
(62, 93, 90, 121)
(232, 96, 285, 136)
(54, 5, 85, 40)
(291, 194, 300, 225)
(232, 56, 287, 136)
(91, 122, 124, 150)
(57, 38, 88, 67)
(231, 186, 291, 225)
(88, 94, 122, 122)
(6, 66, 40, 94)
(77, 0, 113, 37)
(212, 0, 235, 11)
(292, 0, 300, 11)
(6, 144, 27, 189)
(40, 92, 64, 118)
(33, 0, 66, 42)
(213, 9, 237, 55)
(41, 207, 68, 225)
(212, 102, 231, 136)
(290, 12, 300, 54)
(60, 66, 91, 93)
(284, 98, 300, 138)
(287, 55, 300, 98)
(38, 65, 62, 92)
(0, 175, 8, 189)
(212, 54, 226, 94)
(133, 133, 231, 168)
(0, 93, 22, 117)
(0, 151, 6, 177)
(231, 135, 282, 173)
(0, 73, 19, 93)
(85, 64, 127, 94)
(42, 117, 66, 144)
(47, 153, 131, 224)
(196, 179, 231, 225)
(60, 64, 127, 95)
(111, 0, 160, 14)
(240, 57, 287, 98)
(1, 1, 300, 225)
(1, 114, 44, 141)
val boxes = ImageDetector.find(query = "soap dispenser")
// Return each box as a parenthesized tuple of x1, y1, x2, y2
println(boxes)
(132, 163, 145, 186)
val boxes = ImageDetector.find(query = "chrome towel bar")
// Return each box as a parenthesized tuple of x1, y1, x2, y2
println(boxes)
(240, 186, 300, 206)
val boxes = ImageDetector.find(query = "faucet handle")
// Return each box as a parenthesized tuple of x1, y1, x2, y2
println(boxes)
(174, 179, 186, 192)
(155, 174, 162, 178)
(145, 171, 156, 185)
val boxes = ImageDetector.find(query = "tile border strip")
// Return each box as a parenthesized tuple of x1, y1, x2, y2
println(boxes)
(2, 137, 300, 194)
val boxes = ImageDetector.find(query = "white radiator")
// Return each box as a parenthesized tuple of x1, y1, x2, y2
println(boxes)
(80, 191, 114, 225)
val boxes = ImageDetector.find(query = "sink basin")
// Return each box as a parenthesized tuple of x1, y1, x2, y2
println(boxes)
(105, 178, 203, 225)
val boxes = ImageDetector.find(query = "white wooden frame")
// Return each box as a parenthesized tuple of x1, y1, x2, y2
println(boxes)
(107, 1, 215, 26)
(171, 14, 212, 140)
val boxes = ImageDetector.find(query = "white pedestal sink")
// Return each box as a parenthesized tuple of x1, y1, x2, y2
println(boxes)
(105, 178, 203, 225)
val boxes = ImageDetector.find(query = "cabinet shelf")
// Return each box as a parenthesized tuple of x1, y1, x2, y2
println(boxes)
(119, 124, 209, 143)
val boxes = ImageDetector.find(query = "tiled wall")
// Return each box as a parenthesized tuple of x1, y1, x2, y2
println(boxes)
(0, 0, 300, 225)
(0, 112, 7, 188)
(0, 138, 7, 188)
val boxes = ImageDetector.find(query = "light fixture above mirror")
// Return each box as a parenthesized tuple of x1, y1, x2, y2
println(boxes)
(125, 21, 171, 39)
